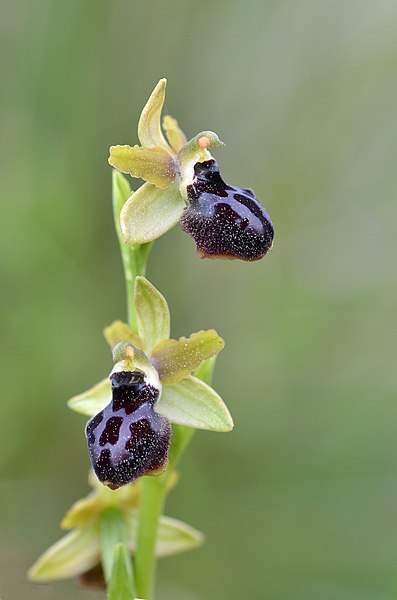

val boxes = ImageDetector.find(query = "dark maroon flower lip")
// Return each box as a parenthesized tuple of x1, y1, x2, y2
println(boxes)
(180, 159, 274, 262)
(86, 370, 171, 489)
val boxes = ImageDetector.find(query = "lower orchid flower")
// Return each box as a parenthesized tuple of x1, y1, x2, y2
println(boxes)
(68, 275, 233, 489)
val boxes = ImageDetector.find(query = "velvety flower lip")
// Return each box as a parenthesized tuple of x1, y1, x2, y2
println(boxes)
(86, 366, 171, 490)
(181, 158, 274, 261)
(108, 79, 274, 261)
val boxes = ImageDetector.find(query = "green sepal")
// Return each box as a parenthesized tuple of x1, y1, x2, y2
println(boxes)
(135, 276, 170, 354)
(107, 544, 135, 600)
(126, 512, 204, 557)
(108, 145, 176, 189)
(120, 181, 184, 246)
(151, 329, 225, 384)
(157, 375, 233, 431)
(67, 378, 111, 416)
(27, 522, 100, 581)
(137, 79, 172, 154)
(104, 320, 143, 350)
(163, 115, 187, 152)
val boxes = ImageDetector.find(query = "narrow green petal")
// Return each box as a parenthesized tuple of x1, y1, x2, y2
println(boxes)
(120, 182, 184, 246)
(138, 79, 172, 153)
(151, 330, 225, 384)
(67, 378, 111, 417)
(28, 523, 100, 581)
(163, 115, 187, 152)
(125, 512, 203, 557)
(135, 276, 170, 354)
(108, 544, 135, 600)
(157, 376, 233, 431)
(104, 320, 143, 350)
(108, 145, 176, 189)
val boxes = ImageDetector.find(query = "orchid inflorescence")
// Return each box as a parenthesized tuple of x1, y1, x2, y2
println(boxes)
(29, 79, 274, 599)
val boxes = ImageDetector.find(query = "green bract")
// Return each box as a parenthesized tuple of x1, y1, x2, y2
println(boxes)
(107, 544, 135, 600)
(108, 78, 225, 246)
(68, 276, 233, 433)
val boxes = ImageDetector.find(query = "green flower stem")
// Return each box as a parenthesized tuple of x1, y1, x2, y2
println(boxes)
(134, 358, 216, 599)
(112, 170, 152, 334)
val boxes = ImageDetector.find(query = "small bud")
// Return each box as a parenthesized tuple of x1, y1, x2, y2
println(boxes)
(86, 370, 171, 489)
(180, 159, 274, 261)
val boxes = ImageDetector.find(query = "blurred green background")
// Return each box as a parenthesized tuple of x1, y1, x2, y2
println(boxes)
(1, 0, 397, 598)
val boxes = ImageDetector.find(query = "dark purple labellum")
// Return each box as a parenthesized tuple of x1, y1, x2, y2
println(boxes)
(86, 371, 171, 489)
(180, 159, 274, 261)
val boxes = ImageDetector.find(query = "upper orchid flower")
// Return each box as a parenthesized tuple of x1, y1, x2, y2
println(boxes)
(108, 79, 274, 261)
